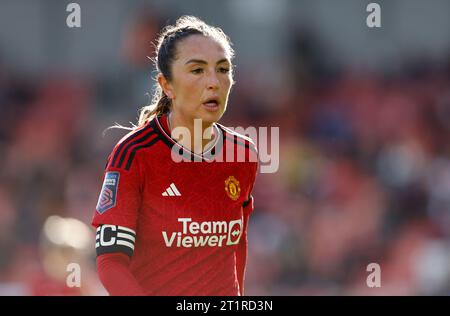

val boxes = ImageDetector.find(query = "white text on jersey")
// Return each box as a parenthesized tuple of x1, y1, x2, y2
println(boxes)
(162, 218, 242, 248)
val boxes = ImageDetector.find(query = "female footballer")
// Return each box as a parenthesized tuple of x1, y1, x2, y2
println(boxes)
(92, 16, 258, 296)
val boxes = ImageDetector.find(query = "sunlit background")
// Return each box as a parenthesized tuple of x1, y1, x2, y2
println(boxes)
(1, 0, 450, 295)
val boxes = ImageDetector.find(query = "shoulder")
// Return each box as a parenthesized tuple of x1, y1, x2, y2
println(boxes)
(106, 120, 160, 171)
(216, 123, 258, 155)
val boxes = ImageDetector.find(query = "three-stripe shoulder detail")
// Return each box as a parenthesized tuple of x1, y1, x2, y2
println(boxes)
(218, 124, 258, 155)
(109, 124, 159, 171)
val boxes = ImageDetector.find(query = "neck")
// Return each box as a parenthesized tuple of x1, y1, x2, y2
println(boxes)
(168, 112, 216, 154)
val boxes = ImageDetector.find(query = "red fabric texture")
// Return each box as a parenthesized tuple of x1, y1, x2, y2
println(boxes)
(236, 195, 254, 295)
(97, 253, 145, 296)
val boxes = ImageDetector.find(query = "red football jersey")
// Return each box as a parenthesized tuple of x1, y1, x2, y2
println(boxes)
(92, 113, 258, 295)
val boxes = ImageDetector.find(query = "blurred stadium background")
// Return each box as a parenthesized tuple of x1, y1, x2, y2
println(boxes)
(1, 0, 450, 295)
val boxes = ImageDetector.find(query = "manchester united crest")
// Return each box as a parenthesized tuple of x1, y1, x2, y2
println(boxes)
(225, 176, 241, 201)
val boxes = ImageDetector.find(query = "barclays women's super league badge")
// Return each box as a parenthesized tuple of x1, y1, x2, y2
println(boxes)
(96, 172, 120, 214)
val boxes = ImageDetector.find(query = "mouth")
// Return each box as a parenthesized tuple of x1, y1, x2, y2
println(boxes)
(202, 97, 220, 111)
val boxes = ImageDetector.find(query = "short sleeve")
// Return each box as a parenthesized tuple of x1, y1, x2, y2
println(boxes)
(92, 152, 142, 231)
(243, 161, 258, 216)
(242, 195, 254, 216)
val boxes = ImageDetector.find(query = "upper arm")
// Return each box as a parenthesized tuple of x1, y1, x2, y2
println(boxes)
(92, 147, 143, 258)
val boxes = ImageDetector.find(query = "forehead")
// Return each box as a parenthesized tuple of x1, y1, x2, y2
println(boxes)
(174, 34, 230, 63)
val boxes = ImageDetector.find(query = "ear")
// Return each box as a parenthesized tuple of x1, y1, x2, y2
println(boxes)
(157, 74, 175, 99)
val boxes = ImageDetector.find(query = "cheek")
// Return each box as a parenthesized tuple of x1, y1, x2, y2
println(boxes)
(221, 76, 232, 91)
(175, 77, 200, 99)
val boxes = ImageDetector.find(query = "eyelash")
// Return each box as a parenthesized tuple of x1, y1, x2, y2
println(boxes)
(190, 67, 230, 74)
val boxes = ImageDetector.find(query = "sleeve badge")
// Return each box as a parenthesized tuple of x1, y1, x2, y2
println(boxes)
(96, 172, 120, 214)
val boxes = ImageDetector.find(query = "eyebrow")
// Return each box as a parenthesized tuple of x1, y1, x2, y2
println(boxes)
(185, 58, 229, 65)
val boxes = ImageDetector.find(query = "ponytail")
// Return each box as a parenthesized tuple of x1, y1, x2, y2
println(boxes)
(137, 86, 171, 126)
(103, 85, 171, 136)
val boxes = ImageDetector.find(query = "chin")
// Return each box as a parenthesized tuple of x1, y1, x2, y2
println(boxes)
(199, 108, 224, 124)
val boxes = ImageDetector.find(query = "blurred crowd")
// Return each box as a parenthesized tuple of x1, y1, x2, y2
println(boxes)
(0, 8, 449, 295)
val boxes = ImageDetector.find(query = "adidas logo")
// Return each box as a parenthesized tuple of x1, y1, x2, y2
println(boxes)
(162, 183, 181, 197)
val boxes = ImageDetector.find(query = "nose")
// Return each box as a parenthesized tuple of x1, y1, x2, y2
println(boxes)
(206, 71, 220, 90)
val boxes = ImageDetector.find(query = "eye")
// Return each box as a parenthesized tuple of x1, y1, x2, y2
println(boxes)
(191, 68, 203, 74)
(218, 67, 230, 74)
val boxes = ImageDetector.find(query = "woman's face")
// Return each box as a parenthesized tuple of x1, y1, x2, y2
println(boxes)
(162, 35, 233, 125)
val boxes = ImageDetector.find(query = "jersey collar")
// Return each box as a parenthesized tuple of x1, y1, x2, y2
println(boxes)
(155, 113, 224, 162)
